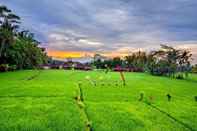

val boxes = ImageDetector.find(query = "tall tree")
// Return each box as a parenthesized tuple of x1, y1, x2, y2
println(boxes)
(0, 5, 20, 63)
(148, 44, 192, 78)
(0, 5, 48, 71)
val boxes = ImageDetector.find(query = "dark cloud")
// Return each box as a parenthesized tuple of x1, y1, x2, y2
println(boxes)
(1, 0, 197, 62)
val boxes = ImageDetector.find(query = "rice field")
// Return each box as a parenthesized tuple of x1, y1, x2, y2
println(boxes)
(0, 70, 197, 131)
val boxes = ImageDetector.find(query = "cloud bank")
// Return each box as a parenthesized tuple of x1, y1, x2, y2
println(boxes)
(1, 0, 197, 62)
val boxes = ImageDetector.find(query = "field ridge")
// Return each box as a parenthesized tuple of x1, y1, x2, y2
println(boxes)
(76, 83, 93, 131)
(145, 102, 195, 131)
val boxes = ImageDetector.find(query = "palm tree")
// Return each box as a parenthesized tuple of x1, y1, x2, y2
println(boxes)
(149, 44, 192, 78)
(0, 5, 20, 63)
(0, 5, 11, 18)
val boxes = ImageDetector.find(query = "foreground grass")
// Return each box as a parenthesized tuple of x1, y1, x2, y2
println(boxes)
(0, 70, 197, 131)
(0, 70, 86, 131)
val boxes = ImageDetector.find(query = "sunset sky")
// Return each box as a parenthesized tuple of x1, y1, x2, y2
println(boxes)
(0, 0, 197, 63)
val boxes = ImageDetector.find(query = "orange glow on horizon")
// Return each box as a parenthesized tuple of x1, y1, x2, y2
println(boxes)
(47, 50, 94, 58)
(47, 50, 129, 59)
(47, 50, 134, 59)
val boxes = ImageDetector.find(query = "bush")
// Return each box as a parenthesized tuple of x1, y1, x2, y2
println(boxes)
(133, 67, 144, 72)
(175, 73, 184, 79)
(192, 66, 197, 73)
(8, 65, 17, 71)
(0, 64, 9, 72)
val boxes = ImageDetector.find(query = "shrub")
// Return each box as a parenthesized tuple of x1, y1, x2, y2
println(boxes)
(175, 73, 184, 80)
(166, 94, 171, 101)
(0, 64, 9, 72)
(139, 92, 144, 101)
(192, 65, 197, 73)
(133, 67, 144, 72)
(51, 65, 60, 69)
(8, 65, 17, 71)
(194, 96, 197, 102)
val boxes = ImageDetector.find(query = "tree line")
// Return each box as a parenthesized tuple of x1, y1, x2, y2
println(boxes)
(0, 5, 194, 79)
(0, 5, 48, 71)
(93, 45, 193, 79)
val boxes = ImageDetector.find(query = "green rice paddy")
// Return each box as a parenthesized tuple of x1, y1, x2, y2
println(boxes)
(0, 70, 197, 131)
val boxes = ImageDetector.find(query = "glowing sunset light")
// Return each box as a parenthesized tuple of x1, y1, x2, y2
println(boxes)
(1, 0, 196, 63)
(47, 49, 130, 59)
(47, 50, 83, 58)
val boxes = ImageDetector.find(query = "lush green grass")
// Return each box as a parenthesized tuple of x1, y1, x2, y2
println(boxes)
(0, 70, 197, 131)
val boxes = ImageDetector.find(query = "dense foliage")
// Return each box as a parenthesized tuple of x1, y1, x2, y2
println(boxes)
(0, 5, 48, 71)
(93, 45, 192, 79)
(147, 45, 192, 79)
(192, 65, 197, 73)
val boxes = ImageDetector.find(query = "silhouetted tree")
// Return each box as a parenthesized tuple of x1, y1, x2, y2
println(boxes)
(147, 45, 192, 79)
